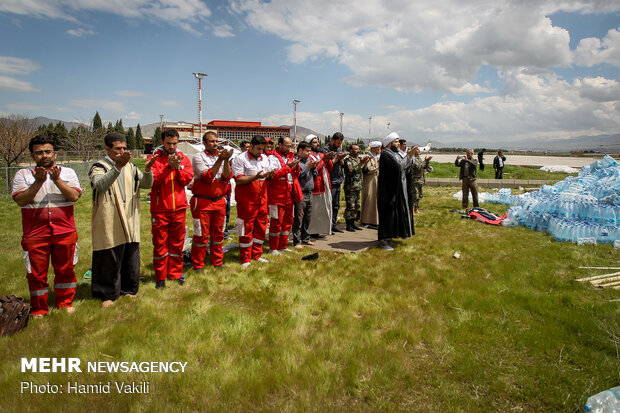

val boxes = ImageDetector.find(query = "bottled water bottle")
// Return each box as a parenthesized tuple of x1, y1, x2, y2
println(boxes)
(584, 386, 620, 412)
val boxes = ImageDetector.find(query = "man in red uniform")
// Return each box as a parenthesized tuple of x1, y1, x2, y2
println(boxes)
(191, 131, 233, 272)
(267, 137, 299, 255)
(232, 135, 274, 267)
(12, 135, 82, 317)
(149, 129, 194, 288)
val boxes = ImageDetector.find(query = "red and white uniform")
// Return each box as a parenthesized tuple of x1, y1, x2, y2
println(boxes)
(267, 151, 295, 251)
(191, 151, 232, 268)
(232, 151, 272, 263)
(12, 166, 81, 315)
(148, 148, 193, 282)
(310, 151, 333, 194)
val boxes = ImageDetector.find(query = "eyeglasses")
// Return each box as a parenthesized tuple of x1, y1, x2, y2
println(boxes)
(33, 150, 54, 156)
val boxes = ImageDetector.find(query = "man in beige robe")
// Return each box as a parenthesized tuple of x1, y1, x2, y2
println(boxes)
(361, 141, 381, 229)
(90, 132, 155, 307)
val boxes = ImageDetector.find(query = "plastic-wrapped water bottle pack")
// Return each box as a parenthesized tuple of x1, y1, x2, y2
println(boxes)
(502, 155, 620, 245)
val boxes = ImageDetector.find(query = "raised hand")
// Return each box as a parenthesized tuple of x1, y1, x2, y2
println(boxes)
(49, 165, 62, 181)
(32, 166, 48, 183)
(114, 151, 132, 170)
(287, 158, 300, 169)
(168, 154, 181, 169)
(324, 151, 336, 160)
(425, 156, 433, 162)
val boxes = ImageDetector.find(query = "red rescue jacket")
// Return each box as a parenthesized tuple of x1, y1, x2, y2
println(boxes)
(148, 148, 194, 213)
(268, 151, 295, 206)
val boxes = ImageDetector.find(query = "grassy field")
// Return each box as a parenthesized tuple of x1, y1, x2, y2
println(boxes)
(426, 161, 577, 180)
(0, 177, 618, 411)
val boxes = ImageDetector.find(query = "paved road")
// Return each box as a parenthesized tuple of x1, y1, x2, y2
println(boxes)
(427, 153, 599, 167)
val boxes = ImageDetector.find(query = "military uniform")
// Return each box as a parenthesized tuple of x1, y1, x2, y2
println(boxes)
(343, 155, 363, 221)
(407, 156, 429, 212)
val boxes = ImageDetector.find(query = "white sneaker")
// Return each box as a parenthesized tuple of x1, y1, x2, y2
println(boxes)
(256, 257, 269, 263)
(379, 240, 394, 251)
(269, 250, 282, 255)
(281, 248, 293, 253)
(241, 262, 251, 268)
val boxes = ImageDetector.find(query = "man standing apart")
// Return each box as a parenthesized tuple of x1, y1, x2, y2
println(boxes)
(90, 132, 154, 307)
(343, 144, 370, 231)
(477, 148, 486, 171)
(12, 135, 81, 317)
(292, 142, 318, 248)
(322, 132, 347, 232)
(191, 131, 233, 272)
(361, 141, 381, 229)
(267, 137, 299, 255)
(408, 146, 432, 215)
(378, 133, 415, 251)
(494, 151, 507, 179)
(149, 129, 193, 288)
(455, 149, 479, 209)
(306, 134, 335, 237)
(232, 135, 274, 267)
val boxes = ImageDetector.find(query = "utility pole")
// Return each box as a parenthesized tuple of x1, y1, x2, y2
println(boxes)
(193, 72, 207, 137)
(339, 112, 344, 134)
(387, 122, 391, 131)
(159, 114, 164, 130)
(293, 99, 300, 143)
(368, 116, 372, 140)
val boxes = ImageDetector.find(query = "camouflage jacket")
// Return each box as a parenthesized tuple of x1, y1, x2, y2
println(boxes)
(343, 155, 363, 191)
(408, 156, 429, 184)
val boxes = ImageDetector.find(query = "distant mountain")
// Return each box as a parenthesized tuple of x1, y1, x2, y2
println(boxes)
(29, 116, 86, 130)
(498, 134, 620, 152)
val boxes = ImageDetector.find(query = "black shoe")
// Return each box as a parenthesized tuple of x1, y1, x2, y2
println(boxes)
(346, 219, 355, 232)
(352, 222, 363, 231)
(176, 278, 184, 286)
(155, 280, 166, 288)
(332, 226, 343, 233)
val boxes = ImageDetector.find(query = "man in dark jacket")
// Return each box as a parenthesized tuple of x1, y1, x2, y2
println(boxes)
(455, 149, 479, 208)
(321, 132, 347, 232)
(493, 151, 507, 179)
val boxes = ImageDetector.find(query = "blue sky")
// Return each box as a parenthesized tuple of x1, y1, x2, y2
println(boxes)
(1, 0, 619, 146)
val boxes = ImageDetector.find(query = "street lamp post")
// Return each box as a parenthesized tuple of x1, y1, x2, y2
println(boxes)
(368, 116, 372, 141)
(193, 72, 207, 137)
(339, 112, 344, 134)
(160, 114, 164, 130)
(293, 99, 300, 143)
(387, 122, 391, 131)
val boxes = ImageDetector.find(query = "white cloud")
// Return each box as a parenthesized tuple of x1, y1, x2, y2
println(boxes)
(259, 70, 620, 144)
(0, 0, 212, 33)
(70, 99, 125, 113)
(66, 28, 96, 37)
(574, 28, 620, 67)
(213, 23, 234, 38)
(115, 90, 148, 97)
(4, 102, 70, 112)
(0, 56, 39, 75)
(0, 75, 40, 92)
(123, 111, 142, 120)
(160, 100, 181, 106)
(232, 0, 617, 93)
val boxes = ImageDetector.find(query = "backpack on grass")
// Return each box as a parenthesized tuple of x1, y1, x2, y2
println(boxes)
(0, 295, 30, 336)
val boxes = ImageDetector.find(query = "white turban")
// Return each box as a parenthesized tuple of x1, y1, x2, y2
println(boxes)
(369, 140, 381, 148)
(305, 134, 317, 143)
(382, 132, 399, 147)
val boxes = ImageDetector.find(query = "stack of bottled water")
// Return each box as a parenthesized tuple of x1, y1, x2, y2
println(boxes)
(501, 155, 620, 245)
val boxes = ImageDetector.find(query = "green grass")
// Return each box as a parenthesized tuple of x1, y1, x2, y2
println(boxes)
(0, 183, 618, 412)
(427, 162, 577, 180)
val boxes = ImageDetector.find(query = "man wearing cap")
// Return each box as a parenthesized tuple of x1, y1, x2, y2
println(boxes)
(12, 135, 82, 317)
(305, 134, 335, 237)
(377, 132, 415, 251)
(322, 132, 348, 233)
(361, 141, 381, 229)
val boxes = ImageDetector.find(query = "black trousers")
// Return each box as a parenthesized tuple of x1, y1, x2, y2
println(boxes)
(92, 242, 140, 301)
(293, 193, 313, 245)
(330, 182, 341, 227)
(495, 168, 503, 179)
